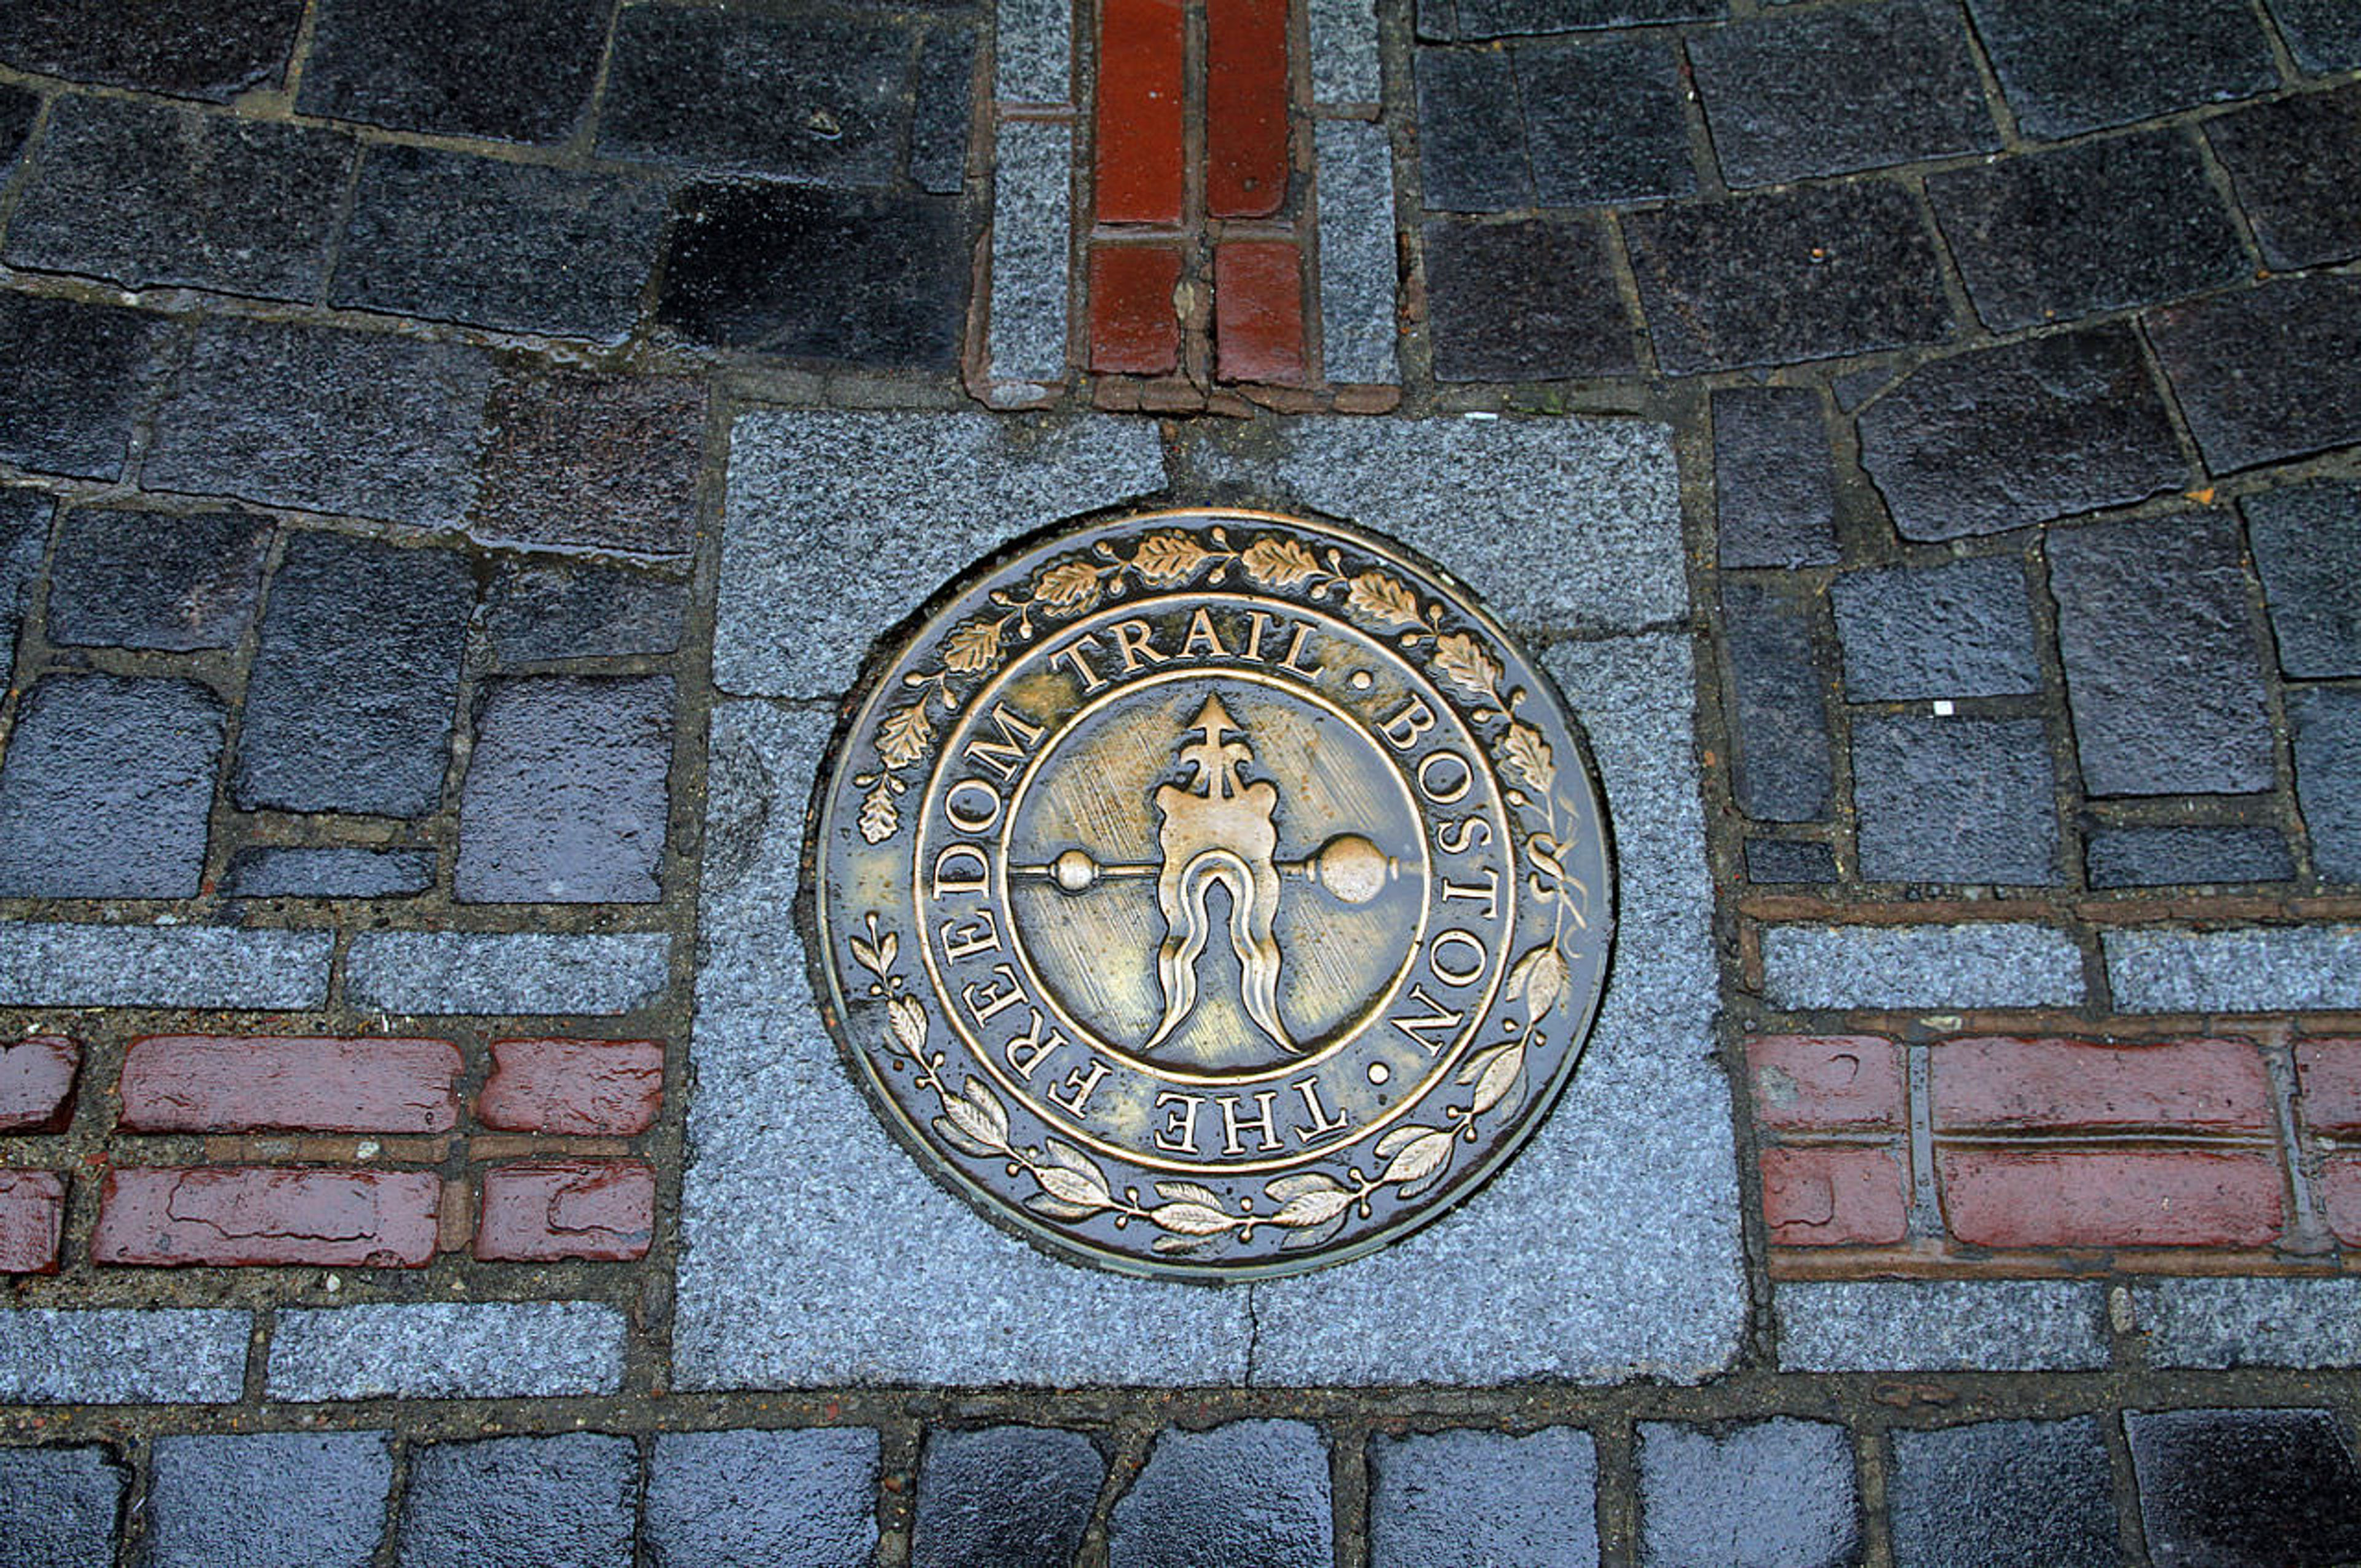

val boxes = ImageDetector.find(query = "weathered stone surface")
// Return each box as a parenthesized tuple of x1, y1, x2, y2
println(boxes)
(2290, 686, 2361, 883)
(2134, 1277, 2361, 1369)
(1928, 130, 2247, 333)
(471, 370, 705, 556)
(2268, 0, 2361, 71)
(1624, 183, 1952, 373)
(1713, 387, 1838, 569)
(119, 1035, 461, 1133)
(1760, 923, 2084, 1010)
(0, 294, 168, 481)
(0, 1036, 79, 1132)
(1853, 715, 2058, 884)
(912, 1427, 1104, 1568)
(1689, 0, 1996, 186)
(1830, 557, 2039, 699)
(1434, 0, 1719, 39)
(2126, 1409, 2361, 1568)
(2047, 513, 2272, 797)
(45, 508, 268, 651)
(0, 925, 330, 1010)
(2206, 85, 2361, 270)
(657, 181, 966, 366)
(267, 1302, 625, 1400)
(295, 0, 609, 143)
(0, 1308, 251, 1403)
(2084, 826, 2293, 889)
(1888, 1420, 2118, 1568)
(224, 847, 437, 898)
(475, 1160, 655, 1262)
(6, 97, 350, 299)
(1856, 325, 2181, 540)
(2244, 478, 2361, 677)
(145, 320, 492, 528)
(1776, 1279, 2110, 1371)
(1722, 581, 1833, 822)
(1963, 0, 2276, 138)
(0, 488, 49, 666)
(0, 1446, 124, 1568)
(398, 1435, 638, 1568)
(2146, 274, 2361, 473)
(911, 26, 978, 194)
(2104, 925, 2361, 1013)
(480, 1039, 665, 1136)
(484, 561, 688, 662)
(456, 676, 674, 904)
(1315, 119, 1399, 385)
(1415, 47, 1528, 210)
(235, 532, 472, 818)
(988, 118, 1072, 384)
(1518, 38, 1696, 206)
(1745, 838, 1838, 884)
(0, 85, 30, 172)
(1110, 1423, 1330, 1568)
(92, 1166, 440, 1267)
(646, 1429, 880, 1568)
(1370, 1428, 1597, 1568)
(0, 0, 304, 100)
(333, 146, 671, 341)
(0, 675, 223, 899)
(342, 932, 673, 1016)
(1635, 1420, 1860, 1568)
(1310, 0, 1382, 101)
(997, 0, 1072, 102)
(1424, 217, 1637, 380)
(146, 1431, 392, 1568)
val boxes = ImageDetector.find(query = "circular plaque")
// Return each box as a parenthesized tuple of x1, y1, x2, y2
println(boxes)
(811, 510, 1615, 1278)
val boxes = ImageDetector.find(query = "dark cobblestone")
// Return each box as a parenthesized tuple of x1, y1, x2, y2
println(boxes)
(1888, 1419, 2118, 1568)
(912, 26, 981, 196)
(1856, 325, 2181, 540)
(2244, 479, 2361, 678)
(1853, 714, 2059, 885)
(295, 0, 610, 145)
(1712, 387, 1837, 569)
(2290, 686, 2361, 884)
(144, 319, 491, 528)
(912, 1427, 1104, 1568)
(6, 97, 352, 301)
(224, 846, 437, 898)
(1415, 49, 1530, 212)
(0, 489, 49, 667)
(2085, 825, 2294, 889)
(2205, 86, 2361, 271)
(332, 146, 671, 342)
(1635, 1419, 1861, 1568)
(0, 84, 35, 170)
(1744, 838, 1839, 884)
(1423, 0, 1721, 42)
(45, 508, 268, 652)
(1109, 1422, 1331, 1568)
(1369, 1427, 1597, 1568)
(1926, 130, 2247, 334)
(1688, 0, 1997, 187)
(2147, 273, 2361, 477)
(1830, 556, 2040, 700)
(1722, 580, 1833, 822)
(0, 674, 224, 899)
(656, 182, 967, 367)
(1517, 39, 1696, 207)
(2268, 0, 2361, 73)
(1963, 0, 2277, 139)
(470, 370, 703, 556)
(235, 533, 472, 818)
(0, 0, 304, 101)
(601, 5, 909, 186)
(0, 1444, 124, 1568)
(484, 561, 688, 663)
(644, 1428, 879, 1568)
(145, 1431, 392, 1568)
(2125, 1408, 2361, 1568)
(2047, 512, 2274, 798)
(0, 294, 170, 482)
(398, 1433, 638, 1568)
(1623, 183, 1953, 374)
(456, 676, 674, 905)
(1423, 216, 1635, 380)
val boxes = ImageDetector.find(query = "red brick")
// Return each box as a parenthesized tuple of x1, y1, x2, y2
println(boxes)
(1095, 0, 1184, 224)
(1936, 1149, 2284, 1249)
(2295, 1039, 2361, 1134)
(1214, 240, 1307, 386)
(119, 1035, 462, 1134)
(474, 1160, 655, 1262)
(1206, 0, 1291, 219)
(479, 1039, 663, 1136)
(0, 1035, 79, 1133)
(1747, 1035, 1903, 1131)
(2324, 1155, 2361, 1246)
(93, 1166, 440, 1267)
(1932, 1035, 2272, 1134)
(1760, 1144, 1908, 1246)
(1089, 244, 1184, 374)
(0, 1171, 64, 1274)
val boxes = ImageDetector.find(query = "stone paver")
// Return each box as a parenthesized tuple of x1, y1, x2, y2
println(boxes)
(1963, 0, 2276, 137)
(1776, 1280, 2110, 1372)
(0, 0, 304, 100)
(0, 925, 330, 1010)
(1110, 1422, 1331, 1568)
(2125, 1408, 2361, 1568)
(0, 1446, 124, 1568)
(44, 508, 269, 652)
(0, 675, 225, 899)
(1713, 387, 1838, 569)
(1760, 924, 2084, 1012)
(912, 1427, 1104, 1568)
(1887, 1419, 2119, 1568)
(2244, 478, 2361, 677)
(145, 1431, 392, 1568)
(1370, 1428, 1597, 1568)
(1722, 581, 1834, 823)
(456, 676, 674, 904)
(0, 294, 168, 481)
(1635, 1419, 1860, 1568)
(1830, 557, 2039, 700)
(646, 1428, 880, 1568)
(1852, 715, 2058, 885)
(296, 0, 606, 143)
(342, 932, 673, 1016)
(398, 1434, 638, 1568)
(0, 1309, 251, 1403)
(267, 1302, 626, 1401)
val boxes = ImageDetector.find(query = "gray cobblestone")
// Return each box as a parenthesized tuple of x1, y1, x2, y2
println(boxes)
(2132, 1277, 2361, 1369)
(0, 1446, 122, 1568)
(2205, 85, 2361, 271)
(2245, 478, 2361, 678)
(0, 675, 224, 898)
(997, 0, 1072, 103)
(1310, 0, 1382, 102)
(2146, 273, 2361, 475)
(0, 924, 330, 1009)
(2291, 686, 2361, 883)
(45, 507, 268, 652)
(2105, 924, 2361, 1013)
(1964, 0, 2276, 138)
(398, 1434, 636, 1568)
(1888, 1419, 2118, 1568)
(989, 119, 1072, 385)
(343, 931, 672, 1016)
(146, 1431, 392, 1568)
(483, 561, 688, 663)
(1713, 387, 1838, 570)
(0, 1308, 251, 1403)
(1776, 1280, 2110, 1371)
(912, 26, 979, 195)
(456, 676, 674, 905)
(648, 1428, 880, 1568)
(224, 847, 436, 899)
(912, 1427, 1102, 1568)
(1315, 120, 1398, 386)
(267, 1302, 625, 1400)
(1830, 557, 2039, 700)
(1370, 1428, 1597, 1568)
(1517, 38, 1696, 207)
(2084, 826, 2292, 889)
(2269, 0, 2361, 71)
(1110, 1422, 1331, 1568)
(1722, 581, 1833, 823)
(0, 293, 170, 482)
(1853, 715, 2058, 885)
(0, 0, 303, 101)
(1635, 1419, 1859, 1568)
(1760, 922, 2084, 1010)
(1423, 216, 1636, 381)
(296, 0, 608, 145)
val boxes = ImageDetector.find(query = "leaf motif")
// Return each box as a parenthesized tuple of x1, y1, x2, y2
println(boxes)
(1498, 723, 1556, 798)
(849, 933, 882, 975)
(1241, 536, 1323, 589)
(1024, 1192, 1101, 1222)
(961, 1076, 1010, 1143)
(1279, 1210, 1352, 1251)
(1430, 632, 1504, 707)
(876, 704, 933, 769)
(1034, 559, 1102, 612)
(1377, 1128, 1456, 1190)
(939, 1076, 1007, 1153)
(1263, 1172, 1348, 1204)
(931, 1114, 999, 1160)
(857, 782, 898, 844)
(887, 995, 927, 1056)
(1131, 533, 1214, 587)
(1503, 943, 1566, 1021)
(1152, 1232, 1214, 1255)
(1149, 1200, 1235, 1237)
(1153, 1180, 1227, 1211)
(1037, 1141, 1113, 1209)
(1271, 1186, 1352, 1229)
(940, 617, 1005, 675)
(1468, 1040, 1526, 1116)
(1373, 1124, 1431, 1160)
(1346, 571, 1425, 630)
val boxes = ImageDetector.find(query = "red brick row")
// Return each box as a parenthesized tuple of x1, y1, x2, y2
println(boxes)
(1094, 0, 1184, 226)
(1204, 0, 1290, 220)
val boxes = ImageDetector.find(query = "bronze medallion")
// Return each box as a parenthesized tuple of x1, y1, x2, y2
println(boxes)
(812, 510, 1615, 1278)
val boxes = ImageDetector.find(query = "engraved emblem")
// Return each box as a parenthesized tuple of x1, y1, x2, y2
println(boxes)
(814, 510, 1615, 1278)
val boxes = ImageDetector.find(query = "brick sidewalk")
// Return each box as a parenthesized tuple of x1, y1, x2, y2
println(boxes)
(2, 0, 2360, 1562)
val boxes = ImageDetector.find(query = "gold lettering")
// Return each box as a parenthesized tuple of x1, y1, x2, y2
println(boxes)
(1390, 983, 1465, 1055)
(1244, 609, 1278, 662)
(1112, 618, 1167, 673)
(1417, 749, 1473, 804)
(1180, 606, 1230, 659)
(960, 964, 1031, 1027)
(1048, 1057, 1110, 1117)
(931, 843, 991, 898)
(1050, 633, 1110, 694)
(1292, 1077, 1351, 1143)
(942, 778, 1002, 834)
(1280, 621, 1323, 678)
(1217, 1091, 1283, 1155)
(1002, 1007, 1069, 1082)
(1434, 814, 1492, 856)
(937, 906, 1002, 961)
(1380, 695, 1436, 751)
(1430, 929, 1489, 987)
(1153, 1091, 1203, 1154)
(1439, 867, 1501, 920)
(962, 702, 1046, 783)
